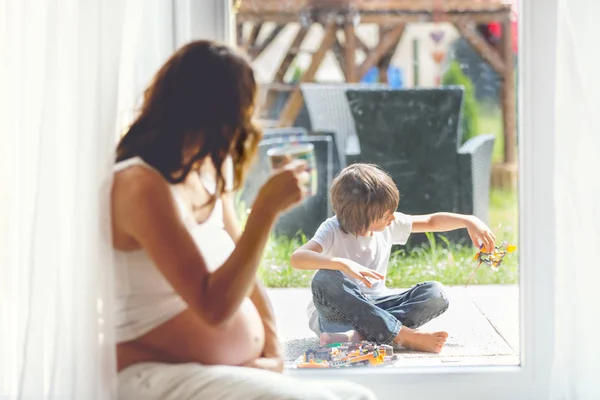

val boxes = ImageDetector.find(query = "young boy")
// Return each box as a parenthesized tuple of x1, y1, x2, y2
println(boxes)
(290, 164, 496, 353)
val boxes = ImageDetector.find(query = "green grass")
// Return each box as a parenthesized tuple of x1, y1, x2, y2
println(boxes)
(477, 102, 505, 163)
(250, 103, 515, 288)
(255, 188, 519, 288)
(257, 233, 316, 288)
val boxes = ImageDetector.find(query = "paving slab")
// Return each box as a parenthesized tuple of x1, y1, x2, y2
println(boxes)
(465, 285, 520, 354)
(266, 286, 519, 368)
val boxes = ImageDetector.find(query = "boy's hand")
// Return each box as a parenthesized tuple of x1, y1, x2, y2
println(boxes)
(334, 258, 384, 288)
(466, 217, 496, 252)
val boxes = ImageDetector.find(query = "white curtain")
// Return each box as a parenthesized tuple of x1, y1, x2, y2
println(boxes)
(0, 0, 126, 399)
(0, 0, 212, 397)
(0, 0, 183, 397)
(552, 0, 600, 398)
(116, 0, 176, 137)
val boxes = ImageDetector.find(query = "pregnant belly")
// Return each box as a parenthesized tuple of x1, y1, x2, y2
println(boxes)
(132, 298, 266, 367)
(193, 299, 266, 365)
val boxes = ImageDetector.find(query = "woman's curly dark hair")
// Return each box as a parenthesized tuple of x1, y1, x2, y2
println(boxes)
(116, 40, 262, 200)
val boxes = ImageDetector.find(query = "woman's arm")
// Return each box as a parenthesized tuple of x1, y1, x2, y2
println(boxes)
(113, 163, 305, 326)
(407, 212, 496, 250)
(222, 192, 282, 363)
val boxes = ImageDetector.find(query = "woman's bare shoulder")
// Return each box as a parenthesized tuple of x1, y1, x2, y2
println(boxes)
(112, 164, 178, 236)
(113, 164, 166, 194)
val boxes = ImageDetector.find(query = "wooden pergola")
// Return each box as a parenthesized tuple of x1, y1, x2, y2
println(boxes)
(235, 0, 516, 171)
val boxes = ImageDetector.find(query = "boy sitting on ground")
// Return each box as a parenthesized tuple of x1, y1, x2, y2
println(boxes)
(290, 163, 496, 353)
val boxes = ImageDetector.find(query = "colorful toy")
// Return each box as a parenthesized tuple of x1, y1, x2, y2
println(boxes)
(296, 341, 398, 368)
(465, 241, 517, 287)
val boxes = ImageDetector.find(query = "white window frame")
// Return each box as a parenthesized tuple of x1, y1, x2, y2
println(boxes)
(173, 0, 235, 46)
(190, 0, 558, 398)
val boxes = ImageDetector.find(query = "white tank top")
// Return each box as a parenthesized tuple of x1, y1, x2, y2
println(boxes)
(113, 157, 236, 343)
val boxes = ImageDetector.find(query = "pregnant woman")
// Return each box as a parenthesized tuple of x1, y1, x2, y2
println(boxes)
(111, 40, 376, 399)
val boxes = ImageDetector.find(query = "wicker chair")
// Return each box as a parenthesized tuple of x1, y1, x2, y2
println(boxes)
(301, 83, 385, 168)
(345, 86, 495, 245)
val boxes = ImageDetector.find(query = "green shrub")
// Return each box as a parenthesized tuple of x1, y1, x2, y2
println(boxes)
(442, 60, 479, 143)
(289, 64, 304, 84)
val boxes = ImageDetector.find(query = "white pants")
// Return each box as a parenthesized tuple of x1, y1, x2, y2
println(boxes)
(118, 362, 377, 400)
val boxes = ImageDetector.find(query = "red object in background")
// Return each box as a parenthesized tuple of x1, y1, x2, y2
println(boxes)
(486, 21, 518, 54)
(488, 21, 502, 38)
(487, 0, 518, 54)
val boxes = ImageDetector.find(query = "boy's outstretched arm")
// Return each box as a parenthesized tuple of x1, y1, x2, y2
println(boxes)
(406, 212, 496, 251)
(291, 241, 384, 287)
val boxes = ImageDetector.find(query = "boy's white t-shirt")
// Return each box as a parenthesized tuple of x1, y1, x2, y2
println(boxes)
(306, 212, 413, 334)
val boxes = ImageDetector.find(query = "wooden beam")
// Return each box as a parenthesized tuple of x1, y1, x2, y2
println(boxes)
(238, 1, 511, 14)
(332, 36, 348, 79)
(248, 25, 285, 59)
(278, 23, 338, 127)
(237, 13, 307, 24)
(236, 22, 244, 47)
(344, 24, 358, 82)
(260, 25, 310, 115)
(237, 11, 511, 25)
(500, 18, 517, 164)
(377, 25, 402, 83)
(454, 21, 505, 76)
(355, 35, 371, 56)
(274, 26, 309, 83)
(357, 24, 405, 80)
(243, 23, 263, 50)
(377, 26, 390, 82)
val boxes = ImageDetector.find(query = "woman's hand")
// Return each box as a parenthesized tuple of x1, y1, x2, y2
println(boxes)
(466, 217, 496, 252)
(261, 327, 282, 363)
(243, 356, 284, 373)
(335, 258, 384, 288)
(253, 160, 308, 215)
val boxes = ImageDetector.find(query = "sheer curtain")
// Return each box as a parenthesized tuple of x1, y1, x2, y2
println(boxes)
(552, 0, 600, 398)
(0, 0, 213, 398)
(116, 0, 176, 137)
(0, 1, 126, 398)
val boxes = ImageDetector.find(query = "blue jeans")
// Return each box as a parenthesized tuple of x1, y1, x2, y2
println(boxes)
(311, 270, 449, 344)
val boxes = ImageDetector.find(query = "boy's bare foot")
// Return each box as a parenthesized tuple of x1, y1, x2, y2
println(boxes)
(320, 330, 364, 345)
(395, 327, 448, 353)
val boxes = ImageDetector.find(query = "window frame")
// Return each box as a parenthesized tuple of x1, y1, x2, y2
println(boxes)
(196, 0, 559, 398)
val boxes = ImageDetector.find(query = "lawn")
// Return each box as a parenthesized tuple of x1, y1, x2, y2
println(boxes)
(250, 104, 519, 288)
(255, 187, 518, 288)
(477, 102, 506, 163)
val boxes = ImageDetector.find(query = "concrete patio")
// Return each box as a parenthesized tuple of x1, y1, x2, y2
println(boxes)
(266, 285, 520, 368)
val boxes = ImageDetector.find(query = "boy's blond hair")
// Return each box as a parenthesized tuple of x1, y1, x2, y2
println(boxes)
(330, 163, 399, 235)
